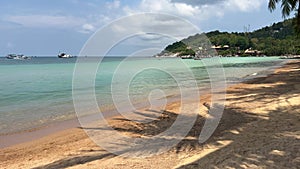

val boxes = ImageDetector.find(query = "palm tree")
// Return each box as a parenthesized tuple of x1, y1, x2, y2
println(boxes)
(268, 0, 300, 33)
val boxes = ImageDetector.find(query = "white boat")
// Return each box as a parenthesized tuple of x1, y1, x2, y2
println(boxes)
(58, 52, 72, 58)
(6, 54, 31, 60)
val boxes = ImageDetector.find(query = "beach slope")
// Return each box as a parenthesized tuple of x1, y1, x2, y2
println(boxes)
(1, 60, 299, 169)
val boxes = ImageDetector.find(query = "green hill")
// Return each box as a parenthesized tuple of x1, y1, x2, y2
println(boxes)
(158, 18, 300, 57)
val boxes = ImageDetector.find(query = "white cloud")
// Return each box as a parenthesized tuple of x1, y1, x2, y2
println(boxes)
(80, 13, 201, 56)
(4, 15, 84, 28)
(138, 33, 165, 40)
(123, 0, 265, 22)
(174, 3, 199, 17)
(106, 0, 121, 9)
(134, 0, 199, 17)
(2, 0, 266, 35)
(3, 14, 101, 34)
(225, 0, 264, 12)
(109, 14, 200, 39)
(79, 23, 96, 34)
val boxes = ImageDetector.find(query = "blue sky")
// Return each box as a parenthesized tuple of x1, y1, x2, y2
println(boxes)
(0, 0, 291, 56)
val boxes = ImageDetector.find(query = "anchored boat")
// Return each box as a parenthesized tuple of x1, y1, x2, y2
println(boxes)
(58, 52, 73, 58)
(6, 54, 31, 60)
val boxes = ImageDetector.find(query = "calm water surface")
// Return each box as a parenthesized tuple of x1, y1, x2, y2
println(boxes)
(0, 56, 284, 134)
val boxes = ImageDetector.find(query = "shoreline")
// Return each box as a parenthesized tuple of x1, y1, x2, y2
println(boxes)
(1, 60, 299, 168)
(0, 57, 283, 135)
(0, 118, 80, 148)
(0, 59, 287, 149)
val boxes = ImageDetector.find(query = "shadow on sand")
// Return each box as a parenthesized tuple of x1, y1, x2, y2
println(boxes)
(34, 62, 300, 169)
(33, 108, 257, 169)
(177, 61, 300, 168)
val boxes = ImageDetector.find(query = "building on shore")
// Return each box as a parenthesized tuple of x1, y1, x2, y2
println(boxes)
(244, 48, 264, 56)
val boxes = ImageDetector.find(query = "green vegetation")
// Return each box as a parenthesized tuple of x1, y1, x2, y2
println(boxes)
(268, 0, 300, 33)
(160, 18, 300, 57)
(165, 42, 195, 56)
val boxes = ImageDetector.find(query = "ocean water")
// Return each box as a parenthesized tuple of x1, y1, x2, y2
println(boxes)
(0, 57, 284, 134)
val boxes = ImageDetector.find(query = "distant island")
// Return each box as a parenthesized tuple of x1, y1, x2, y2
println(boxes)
(156, 18, 300, 58)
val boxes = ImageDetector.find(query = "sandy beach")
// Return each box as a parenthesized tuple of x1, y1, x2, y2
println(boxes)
(1, 60, 299, 169)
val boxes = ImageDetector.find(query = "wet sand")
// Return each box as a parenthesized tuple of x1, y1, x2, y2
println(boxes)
(1, 60, 299, 169)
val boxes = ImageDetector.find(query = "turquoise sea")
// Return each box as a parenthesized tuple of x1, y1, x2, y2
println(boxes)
(0, 57, 285, 135)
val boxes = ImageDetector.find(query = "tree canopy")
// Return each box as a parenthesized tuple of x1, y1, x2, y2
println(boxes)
(159, 19, 300, 57)
(268, 0, 300, 33)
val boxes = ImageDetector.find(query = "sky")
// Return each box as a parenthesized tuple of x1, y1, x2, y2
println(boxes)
(0, 0, 292, 56)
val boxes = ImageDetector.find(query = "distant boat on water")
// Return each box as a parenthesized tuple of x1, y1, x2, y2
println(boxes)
(6, 54, 31, 60)
(58, 52, 73, 58)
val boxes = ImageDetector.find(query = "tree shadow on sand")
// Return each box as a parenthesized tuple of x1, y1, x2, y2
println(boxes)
(177, 61, 300, 168)
(177, 105, 300, 169)
(33, 62, 300, 169)
(33, 107, 258, 169)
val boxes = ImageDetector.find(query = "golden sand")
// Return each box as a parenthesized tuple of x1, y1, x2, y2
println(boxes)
(1, 60, 299, 169)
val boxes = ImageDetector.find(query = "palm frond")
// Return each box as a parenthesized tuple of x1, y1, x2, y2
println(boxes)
(269, 0, 280, 11)
(281, 0, 292, 18)
(288, 0, 298, 9)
